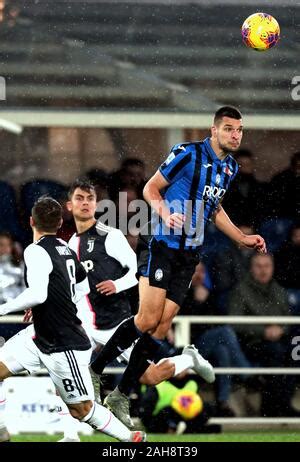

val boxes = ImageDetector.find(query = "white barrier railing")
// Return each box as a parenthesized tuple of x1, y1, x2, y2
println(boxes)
(2, 315, 300, 376)
(2, 315, 300, 427)
(172, 315, 300, 346)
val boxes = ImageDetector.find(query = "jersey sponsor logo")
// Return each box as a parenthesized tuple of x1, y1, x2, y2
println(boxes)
(55, 246, 72, 256)
(82, 260, 94, 272)
(163, 152, 175, 167)
(203, 163, 212, 168)
(177, 145, 186, 151)
(224, 166, 233, 176)
(154, 268, 163, 281)
(203, 185, 226, 201)
(216, 174, 221, 185)
(87, 239, 95, 253)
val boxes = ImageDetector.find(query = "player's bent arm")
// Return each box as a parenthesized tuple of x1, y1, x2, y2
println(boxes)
(73, 276, 90, 304)
(143, 171, 185, 229)
(212, 205, 266, 252)
(105, 229, 138, 293)
(212, 205, 245, 243)
(0, 244, 52, 315)
(143, 170, 172, 222)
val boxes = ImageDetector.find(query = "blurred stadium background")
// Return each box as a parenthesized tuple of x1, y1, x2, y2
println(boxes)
(0, 0, 300, 442)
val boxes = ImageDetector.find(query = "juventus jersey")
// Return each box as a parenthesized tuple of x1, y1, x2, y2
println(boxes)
(27, 236, 91, 354)
(69, 223, 136, 330)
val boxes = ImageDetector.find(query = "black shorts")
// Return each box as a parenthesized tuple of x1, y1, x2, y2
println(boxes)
(138, 237, 200, 306)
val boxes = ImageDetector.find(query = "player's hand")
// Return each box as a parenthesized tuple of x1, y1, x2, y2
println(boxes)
(165, 213, 185, 230)
(240, 234, 267, 253)
(96, 280, 117, 296)
(264, 325, 284, 341)
(23, 308, 33, 323)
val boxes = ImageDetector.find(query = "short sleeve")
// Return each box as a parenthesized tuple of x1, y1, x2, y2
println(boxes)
(159, 144, 192, 183)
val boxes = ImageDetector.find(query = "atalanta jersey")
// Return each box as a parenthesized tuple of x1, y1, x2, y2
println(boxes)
(155, 137, 239, 249)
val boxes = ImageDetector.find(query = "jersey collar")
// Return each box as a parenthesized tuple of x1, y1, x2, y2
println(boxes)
(203, 137, 231, 163)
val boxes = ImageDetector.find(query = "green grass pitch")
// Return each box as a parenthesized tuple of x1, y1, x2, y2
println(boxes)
(10, 432, 300, 442)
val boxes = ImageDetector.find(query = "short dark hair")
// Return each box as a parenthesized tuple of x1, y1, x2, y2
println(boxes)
(291, 152, 300, 169)
(121, 158, 145, 169)
(234, 149, 253, 160)
(68, 178, 96, 199)
(0, 231, 13, 242)
(32, 196, 62, 233)
(214, 106, 242, 125)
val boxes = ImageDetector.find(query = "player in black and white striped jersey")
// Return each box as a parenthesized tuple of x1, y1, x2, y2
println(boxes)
(0, 196, 145, 443)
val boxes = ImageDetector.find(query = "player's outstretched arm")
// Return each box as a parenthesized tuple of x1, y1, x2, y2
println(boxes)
(212, 205, 267, 253)
(0, 244, 52, 316)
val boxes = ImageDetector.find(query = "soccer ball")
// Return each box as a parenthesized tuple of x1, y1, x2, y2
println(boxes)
(241, 12, 280, 51)
(171, 390, 203, 420)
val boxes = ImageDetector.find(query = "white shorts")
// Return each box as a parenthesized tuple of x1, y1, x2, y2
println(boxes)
(0, 325, 94, 404)
(84, 320, 133, 363)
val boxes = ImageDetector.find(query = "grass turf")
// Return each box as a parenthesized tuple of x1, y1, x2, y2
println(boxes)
(11, 432, 300, 442)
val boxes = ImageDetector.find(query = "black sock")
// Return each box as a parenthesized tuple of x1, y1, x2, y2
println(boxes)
(91, 317, 141, 374)
(118, 333, 162, 396)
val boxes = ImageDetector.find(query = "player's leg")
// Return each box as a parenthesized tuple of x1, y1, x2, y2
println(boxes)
(58, 335, 99, 442)
(56, 395, 81, 442)
(90, 237, 171, 377)
(90, 277, 166, 377)
(139, 298, 203, 384)
(0, 325, 41, 443)
(58, 325, 131, 442)
(103, 277, 167, 427)
(44, 348, 145, 442)
(0, 363, 12, 442)
(141, 253, 216, 386)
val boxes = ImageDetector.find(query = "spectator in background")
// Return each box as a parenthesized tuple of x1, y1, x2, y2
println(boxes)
(136, 377, 218, 434)
(222, 150, 267, 227)
(268, 151, 300, 220)
(86, 168, 110, 201)
(229, 253, 297, 416)
(109, 158, 147, 200)
(210, 224, 255, 313)
(274, 223, 300, 316)
(56, 194, 76, 243)
(0, 181, 25, 245)
(0, 232, 25, 304)
(115, 185, 144, 234)
(181, 262, 251, 417)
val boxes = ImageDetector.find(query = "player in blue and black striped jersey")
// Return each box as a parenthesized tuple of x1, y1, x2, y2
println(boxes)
(91, 106, 267, 426)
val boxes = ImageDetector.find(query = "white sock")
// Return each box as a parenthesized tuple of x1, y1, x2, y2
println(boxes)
(0, 381, 6, 429)
(58, 398, 80, 440)
(82, 402, 131, 442)
(168, 354, 194, 376)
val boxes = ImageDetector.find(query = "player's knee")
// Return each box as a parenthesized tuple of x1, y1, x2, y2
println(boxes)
(141, 360, 175, 386)
(140, 368, 161, 386)
(135, 314, 160, 333)
(153, 319, 172, 339)
(0, 362, 12, 380)
(68, 400, 93, 420)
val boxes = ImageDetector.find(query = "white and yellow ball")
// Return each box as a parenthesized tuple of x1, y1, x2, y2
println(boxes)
(241, 12, 280, 51)
(171, 390, 203, 420)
